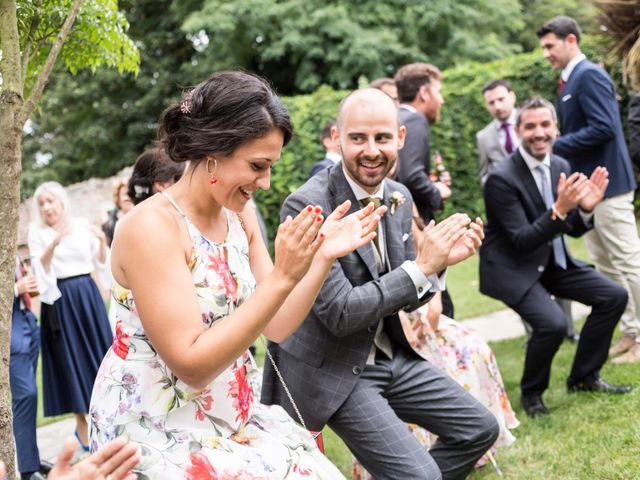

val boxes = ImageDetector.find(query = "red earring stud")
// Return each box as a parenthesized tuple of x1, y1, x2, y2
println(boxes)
(209, 176, 218, 185)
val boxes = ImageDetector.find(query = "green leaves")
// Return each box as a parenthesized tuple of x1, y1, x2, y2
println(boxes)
(16, 0, 139, 99)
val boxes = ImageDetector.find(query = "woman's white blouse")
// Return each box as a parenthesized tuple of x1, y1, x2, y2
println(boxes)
(28, 217, 109, 304)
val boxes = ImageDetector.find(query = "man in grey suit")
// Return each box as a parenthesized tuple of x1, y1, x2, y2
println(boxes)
(262, 88, 499, 480)
(476, 79, 519, 186)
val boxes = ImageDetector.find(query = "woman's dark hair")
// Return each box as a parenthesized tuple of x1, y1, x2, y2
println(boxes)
(159, 71, 294, 165)
(128, 148, 185, 205)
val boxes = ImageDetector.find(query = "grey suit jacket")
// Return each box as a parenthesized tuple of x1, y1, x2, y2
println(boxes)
(476, 120, 508, 186)
(261, 163, 432, 430)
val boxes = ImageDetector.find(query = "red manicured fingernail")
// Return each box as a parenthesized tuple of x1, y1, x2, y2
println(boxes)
(319, 233, 325, 239)
(307, 206, 313, 212)
(314, 206, 322, 213)
(316, 215, 323, 222)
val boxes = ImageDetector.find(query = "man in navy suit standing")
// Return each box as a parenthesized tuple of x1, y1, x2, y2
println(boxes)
(308, 120, 342, 179)
(538, 16, 640, 364)
(480, 96, 632, 418)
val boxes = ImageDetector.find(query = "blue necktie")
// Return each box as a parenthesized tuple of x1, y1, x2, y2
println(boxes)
(536, 166, 567, 269)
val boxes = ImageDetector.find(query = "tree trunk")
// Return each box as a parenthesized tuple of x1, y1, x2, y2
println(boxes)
(0, 0, 25, 476)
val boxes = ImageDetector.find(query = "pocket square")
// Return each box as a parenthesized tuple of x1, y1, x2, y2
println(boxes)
(402, 233, 410, 242)
(562, 94, 572, 102)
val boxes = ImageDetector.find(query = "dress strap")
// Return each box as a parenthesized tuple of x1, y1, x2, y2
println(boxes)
(160, 191, 188, 218)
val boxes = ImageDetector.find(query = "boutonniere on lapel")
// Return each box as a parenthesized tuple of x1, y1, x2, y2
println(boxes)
(389, 191, 406, 215)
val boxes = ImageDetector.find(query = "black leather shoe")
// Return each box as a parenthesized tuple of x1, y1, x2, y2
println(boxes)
(567, 377, 633, 394)
(521, 394, 549, 417)
(39, 460, 54, 474)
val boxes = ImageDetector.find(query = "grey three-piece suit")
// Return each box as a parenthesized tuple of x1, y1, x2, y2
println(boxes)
(262, 163, 498, 480)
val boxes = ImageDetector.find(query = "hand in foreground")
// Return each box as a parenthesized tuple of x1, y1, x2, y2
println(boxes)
(579, 166, 609, 212)
(447, 217, 484, 266)
(273, 205, 326, 285)
(318, 200, 385, 260)
(48, 436, 139, 480)
(415, 213, 471, 276)
(554, 171, 589, 216)
(16, 274, 39, 296)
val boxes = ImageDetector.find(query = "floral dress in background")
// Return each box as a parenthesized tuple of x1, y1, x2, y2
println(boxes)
(89, 194, 344, 479)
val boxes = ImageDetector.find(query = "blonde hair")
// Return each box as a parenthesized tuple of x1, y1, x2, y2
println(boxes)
(33, 181, 69, 226)
(112, 179, 129, 207)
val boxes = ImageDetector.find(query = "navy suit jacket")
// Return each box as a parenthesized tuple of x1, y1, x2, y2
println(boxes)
(308, 156, 335, 179)
(480, 150, 591, 306)
(397, 108, 442, 221)
(554, 58, 636, 197)
(261, 163, 432, 430)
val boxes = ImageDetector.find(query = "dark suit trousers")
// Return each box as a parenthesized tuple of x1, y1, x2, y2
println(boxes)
(10, 301, 41, 474)
(327, 347, 499, 480)
(510, 262, 627, 396)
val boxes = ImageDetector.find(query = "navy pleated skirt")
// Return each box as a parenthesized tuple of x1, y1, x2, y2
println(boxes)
(40, 274, 112, 416)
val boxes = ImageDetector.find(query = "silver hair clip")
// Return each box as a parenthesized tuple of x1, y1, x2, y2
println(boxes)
(180, 90, 193, 114)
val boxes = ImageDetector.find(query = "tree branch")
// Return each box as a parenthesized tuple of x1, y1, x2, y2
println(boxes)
(21, 0, 44, 86)
(18, 0, 84, 128)
(0, 0, 23, 97)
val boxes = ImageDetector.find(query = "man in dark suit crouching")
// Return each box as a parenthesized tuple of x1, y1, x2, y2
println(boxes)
(480, 96, 632, 418)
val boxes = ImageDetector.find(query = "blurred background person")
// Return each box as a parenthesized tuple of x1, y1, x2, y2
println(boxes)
(127, 147, 186, 206)
(101, 179, 134, 247)
(27, 181, 113, 453)
(308, 120, 341, 178)
(11, 244, 53, 480)
(370, 77, 399, 106)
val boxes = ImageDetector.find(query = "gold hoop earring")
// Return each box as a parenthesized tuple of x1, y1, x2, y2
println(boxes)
(207, 157, 218, 185)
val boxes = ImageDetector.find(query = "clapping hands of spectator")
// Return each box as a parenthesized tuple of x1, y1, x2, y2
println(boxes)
(318, 200, 385, 261)
(415, 213, 471, 276)
(554, 171, 590, 216)
(447, 217, 484, 266)
(579, 166, 609, 212)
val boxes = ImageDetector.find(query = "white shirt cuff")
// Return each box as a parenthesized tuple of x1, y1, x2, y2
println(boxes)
(579, 209, 594, 225)
(400, 260, 446, 298)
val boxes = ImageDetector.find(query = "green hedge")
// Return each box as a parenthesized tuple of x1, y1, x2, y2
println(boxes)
(256, 38, 627, 243)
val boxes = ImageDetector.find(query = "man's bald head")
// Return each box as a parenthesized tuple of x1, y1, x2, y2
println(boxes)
(336, 88, 400, 131)
(331, 87, 405, 194)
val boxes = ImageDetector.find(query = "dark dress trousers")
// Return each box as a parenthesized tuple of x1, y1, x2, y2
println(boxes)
(480, 151, 627, 395)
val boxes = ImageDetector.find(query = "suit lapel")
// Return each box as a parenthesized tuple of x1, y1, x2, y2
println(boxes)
(328, 165, 379, 279)
(382, 185, 404, 270)
(550, 157, 562, 200)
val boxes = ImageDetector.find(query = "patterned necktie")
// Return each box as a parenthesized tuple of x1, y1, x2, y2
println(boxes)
(535, 166, 567, 269)
(501, 122, 514, 154)
(558, 78, 565, 96)
(360, 197, 383, 264)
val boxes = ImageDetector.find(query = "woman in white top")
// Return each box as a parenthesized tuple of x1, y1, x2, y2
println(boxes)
(28, 181, 113, 452)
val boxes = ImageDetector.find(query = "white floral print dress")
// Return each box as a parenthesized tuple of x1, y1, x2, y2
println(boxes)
(89, 193, 344, 480)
